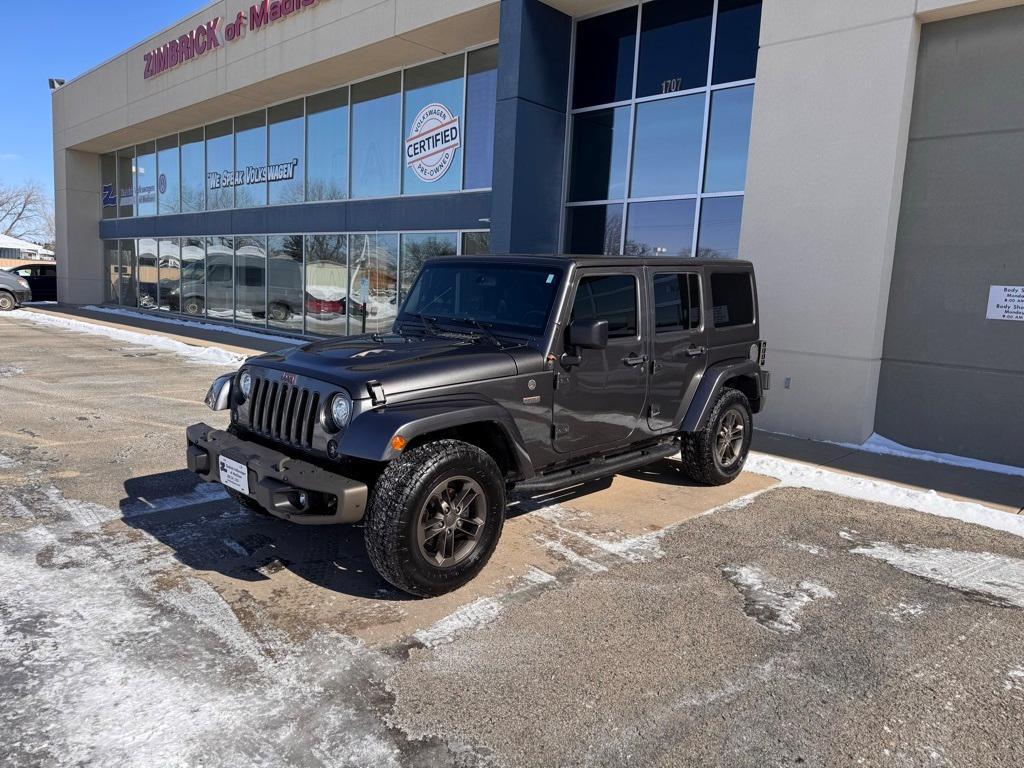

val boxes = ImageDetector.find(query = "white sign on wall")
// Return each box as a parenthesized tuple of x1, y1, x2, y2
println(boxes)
(986, 285, 1024, 322)
(405, 103, 461, 182)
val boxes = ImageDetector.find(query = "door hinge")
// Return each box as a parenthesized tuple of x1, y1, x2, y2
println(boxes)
(366, 380, 386, 405)
(555, 372, 571, 390)
(552, 423, 570, 438)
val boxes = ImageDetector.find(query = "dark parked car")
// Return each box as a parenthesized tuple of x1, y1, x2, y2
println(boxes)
(0, 269, 33, 310)
(5, 262, 56, 302)
(187, 255, 769, 596)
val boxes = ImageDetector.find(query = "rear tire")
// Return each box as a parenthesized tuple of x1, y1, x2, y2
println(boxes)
(364, 439, 506, 597)
(680, 388, 752, 486)
(183, 297, 205, 316)
(0, 291, 15, 311)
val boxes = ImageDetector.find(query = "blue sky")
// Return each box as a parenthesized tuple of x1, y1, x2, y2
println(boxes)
(2, 0, 209, 199)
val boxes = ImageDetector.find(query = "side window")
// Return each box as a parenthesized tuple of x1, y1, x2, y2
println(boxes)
(710, 271, 754, 328)
(571, 274, 638, 338)
(42, 266, 56, 277)
(13, 267, 32, 277)
(653, 273, 701, 332)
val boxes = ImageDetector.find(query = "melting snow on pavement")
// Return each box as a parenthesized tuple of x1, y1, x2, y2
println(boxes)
(721, 564, 835, 634)
(850, 541, 1024, 609)
(3, 309, 246, 367)
(747, 453, 1024, 540)
(837, 432, 1024, 479)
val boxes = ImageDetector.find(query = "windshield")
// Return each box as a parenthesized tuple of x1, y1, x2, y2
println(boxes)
(399, 262, 563, 337)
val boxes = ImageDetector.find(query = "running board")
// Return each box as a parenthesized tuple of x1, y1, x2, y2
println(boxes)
(515, 442, 679, 494)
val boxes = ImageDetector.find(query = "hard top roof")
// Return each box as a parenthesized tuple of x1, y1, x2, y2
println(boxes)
(432, 254, 753, 269)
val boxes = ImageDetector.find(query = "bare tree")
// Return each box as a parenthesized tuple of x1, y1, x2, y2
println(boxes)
(0, 181, 53, 243)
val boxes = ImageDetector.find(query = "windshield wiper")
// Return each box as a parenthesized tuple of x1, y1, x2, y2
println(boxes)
(456, 317, 504, 348)
(402, 312, 442, 337)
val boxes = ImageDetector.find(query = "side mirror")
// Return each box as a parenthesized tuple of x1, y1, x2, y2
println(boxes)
(569, 319, 609, 350)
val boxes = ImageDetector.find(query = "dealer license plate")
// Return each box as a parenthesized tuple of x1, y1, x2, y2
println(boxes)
(218, 456, 250, 496)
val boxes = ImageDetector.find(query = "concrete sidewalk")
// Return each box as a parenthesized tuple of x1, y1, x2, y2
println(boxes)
(13, 302, 1023, 516)
(751, 431, 1023, 516)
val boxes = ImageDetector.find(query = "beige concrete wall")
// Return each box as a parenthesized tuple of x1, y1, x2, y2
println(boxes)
(740, 0, 1024, 444)
(54, 148, 104, 304)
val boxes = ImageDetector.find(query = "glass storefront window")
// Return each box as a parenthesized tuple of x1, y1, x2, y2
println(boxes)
(697, 196, 744, 259)
(234, 111, 267, 208)
(461, 231, 490, 256)
(234, 236, 267, 326)
(206, 236, 234, 320)
(305, 234, 348, 336)
(268, 100, 305, 206)
(156, 135, 180, 215)
(350, 233, 398, 334)
(267, 235, 304, 332)
(180, 127, 205, 213)
(180, 238, 206, 317)
(464, 46, 498, 190)
(565, 2, 760, 257)
(351, 73, 401, 199)
(306, 87, 349, 201)
(403, 56, 465, 195)
(625, 200, 696, 257)
(137, 238, 158, 309)
(206, 120, 233, 211)
(119, 239, 137, 307)
(101, 154, 117, 220)
(713, 0, 762, 85)
(399, 232, 457, 303)
(157, 238, 180, 312)
(116, 148, 135, 218)
(103, 241, 119, 303)
(135, 142, 157, 217)
(572, 6, 637, 109)
(636, 0, 714, 98)
(631, 93, 704, 198)
(704, 85, 754, 193)
(566, 204, 623, 255)
(568, 107, 631, 203)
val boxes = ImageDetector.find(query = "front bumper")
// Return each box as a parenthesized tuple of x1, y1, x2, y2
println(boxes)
(186, 422, 368, 525)
(13, 288, 31, 304)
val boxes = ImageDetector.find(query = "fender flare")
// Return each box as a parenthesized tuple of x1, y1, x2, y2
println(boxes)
(681, 359, 762, 433)
(338, 396, 535, 476)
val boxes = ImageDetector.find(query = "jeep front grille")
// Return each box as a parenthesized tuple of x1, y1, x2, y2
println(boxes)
(245, 376, 320, 449)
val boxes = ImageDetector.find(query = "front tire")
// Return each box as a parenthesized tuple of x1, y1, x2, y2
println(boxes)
(0, 291, 16, 311)
(680, 388, 753, 486)
(365, 439, 506, 597)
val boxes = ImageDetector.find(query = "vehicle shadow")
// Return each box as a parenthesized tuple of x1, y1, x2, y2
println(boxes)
(119, 469, 407, 601)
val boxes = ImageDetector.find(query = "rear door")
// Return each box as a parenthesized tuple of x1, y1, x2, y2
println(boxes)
(646, 269, 708, 431)
(552, 269, 649, 454)
(34, 265, 57, 300)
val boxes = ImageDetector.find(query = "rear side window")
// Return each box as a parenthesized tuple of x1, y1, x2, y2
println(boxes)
(710, 272, 754, 328)
(653, 273, 701, 332)
(572, 274, 638, 338)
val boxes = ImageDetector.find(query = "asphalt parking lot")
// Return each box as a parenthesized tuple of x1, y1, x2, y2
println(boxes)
(2, 313, 1023, 767)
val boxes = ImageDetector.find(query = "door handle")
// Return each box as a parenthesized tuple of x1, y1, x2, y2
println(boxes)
(622, 354, 648, 367)
(685, 346, 707, 357)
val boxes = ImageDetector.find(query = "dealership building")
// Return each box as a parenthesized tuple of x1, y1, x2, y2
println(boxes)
(51, 0, 1023, 466)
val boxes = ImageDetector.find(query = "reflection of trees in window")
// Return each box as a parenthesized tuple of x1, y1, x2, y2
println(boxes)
(400, 234, 457, 301)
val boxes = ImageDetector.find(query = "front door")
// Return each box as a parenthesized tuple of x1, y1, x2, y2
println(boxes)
(647, 270, 708, 431)
(552, 270, 648, 454)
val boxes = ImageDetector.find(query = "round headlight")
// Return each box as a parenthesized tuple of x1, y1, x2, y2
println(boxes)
(239, 371, 253, 399)
(329, 392, 352, 430)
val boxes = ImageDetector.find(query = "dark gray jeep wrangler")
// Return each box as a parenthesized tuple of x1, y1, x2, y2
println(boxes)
(187, 255, 768, 596)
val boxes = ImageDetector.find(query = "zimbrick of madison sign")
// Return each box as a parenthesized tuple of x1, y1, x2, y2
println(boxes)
(144, 0, 326, 79)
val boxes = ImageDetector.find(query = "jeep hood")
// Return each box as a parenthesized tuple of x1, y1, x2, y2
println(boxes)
(250, 333, 539, 397)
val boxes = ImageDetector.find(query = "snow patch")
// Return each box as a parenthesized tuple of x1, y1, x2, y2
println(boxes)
(747, 453, 1024, 540)
(539, 537, 609, 572)
(837, 432, 1024, 479)
(120, 482, 229, 517)
(888, 602, 925, 620)
(722, 564, 835, 633)
(532, 504, 668, 562)
(1007, 667, 1024, 691)
(83, 305, 302, 348)
(0, 453, 18, 469)
(851, 541, 1024, 609)
(4, 309, 246, 367)
(0, 365, 23, 377)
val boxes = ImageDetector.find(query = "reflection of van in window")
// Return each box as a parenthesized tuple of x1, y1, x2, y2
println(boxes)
(180, 251, 303, 323)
